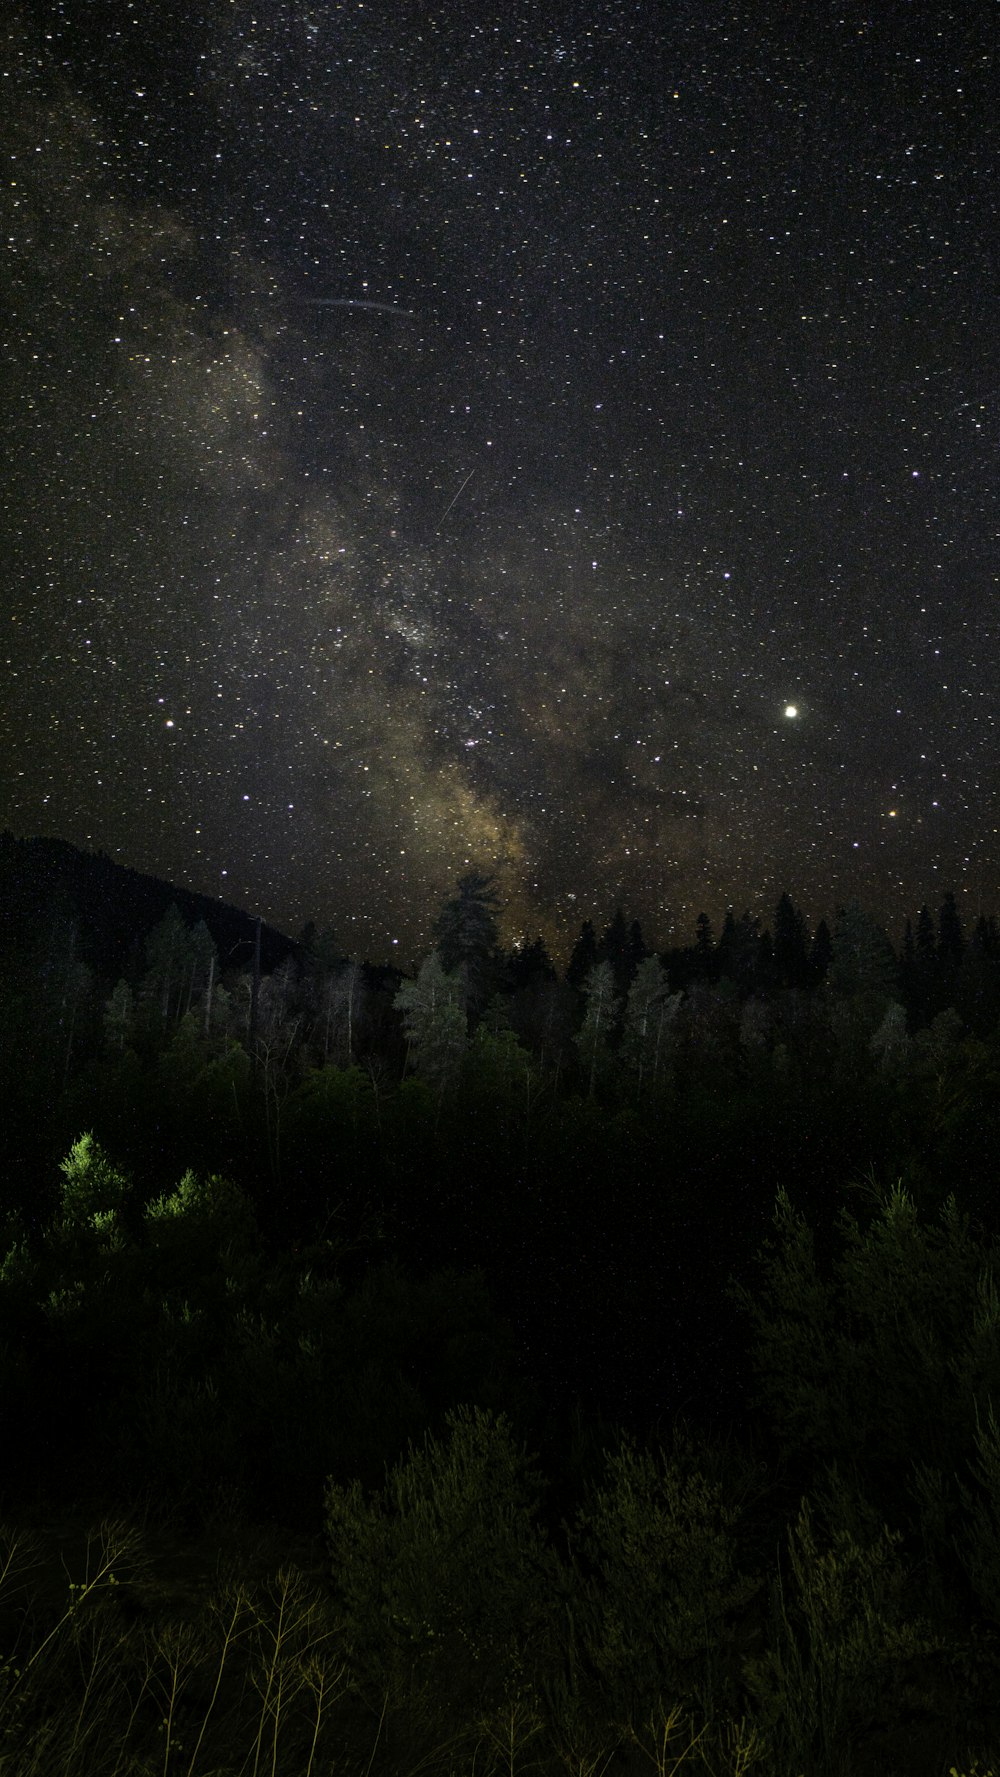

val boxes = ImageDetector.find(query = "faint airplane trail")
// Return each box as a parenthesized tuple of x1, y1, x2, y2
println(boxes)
(435, 468, 476, 530)
(303, 298, 415, 317)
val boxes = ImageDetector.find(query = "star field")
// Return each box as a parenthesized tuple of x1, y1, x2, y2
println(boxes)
(2, 1, 997, 959)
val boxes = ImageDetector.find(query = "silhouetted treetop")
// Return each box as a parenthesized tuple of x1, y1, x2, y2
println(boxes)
(566, 919, 599, 990)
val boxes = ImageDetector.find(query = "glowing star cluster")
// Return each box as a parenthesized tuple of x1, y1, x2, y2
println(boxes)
(1, 2, 996, 958)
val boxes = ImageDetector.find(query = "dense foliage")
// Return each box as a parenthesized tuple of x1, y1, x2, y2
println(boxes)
(1, 838, 1000, 1771)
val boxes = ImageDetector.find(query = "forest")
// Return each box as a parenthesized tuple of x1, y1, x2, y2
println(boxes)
(1, 831, 999, 1776)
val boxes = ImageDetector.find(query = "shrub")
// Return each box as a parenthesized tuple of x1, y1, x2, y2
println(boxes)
(572, 1435, 759, 1723)
(324, 1405, 561, 1739)
(57, 1133, 131, 1232)
(745, 1498, 931, 1777)
(737, 1185, 1000, 1499)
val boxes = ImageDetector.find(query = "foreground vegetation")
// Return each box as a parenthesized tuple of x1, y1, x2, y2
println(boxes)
(2, 845, 1000, 1769)
(1, 1138, 1000, 1773)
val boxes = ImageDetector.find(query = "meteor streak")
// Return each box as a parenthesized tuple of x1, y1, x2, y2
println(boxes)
(303, 298, 415, 317)
(435, 468, 476, 530)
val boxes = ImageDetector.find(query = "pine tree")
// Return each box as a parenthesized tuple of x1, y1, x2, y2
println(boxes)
(566, 919, 599, 990)
(828, 904, 898, 997)
(508, 935, 557, 990)
(938, 891, 965, 965)
(810, 919, 833, 980)
(432, 873, 501, 1012)
(774, 892, 810, 988)
(628, 918, 649, 974)
(972, 915, 999, 960)
(756, 927, 776, 991)
(716, 910, 760, 990)
(694, 911, 714, 976)
(599, 906, 636, 998)
(916, 904, 936, 962)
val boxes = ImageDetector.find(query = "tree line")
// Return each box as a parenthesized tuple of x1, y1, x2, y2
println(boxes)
(2, 851, 1000, 1768)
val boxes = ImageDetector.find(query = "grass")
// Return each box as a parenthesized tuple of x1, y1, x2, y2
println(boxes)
(0, 1517, 348, 1776)
(0, 1513, 996, 1777)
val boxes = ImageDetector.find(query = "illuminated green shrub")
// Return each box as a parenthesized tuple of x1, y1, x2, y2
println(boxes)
(57, 1133, 131, 1232)
(572, 1436, 759, 1722)
(324, 1405, 559, 1723)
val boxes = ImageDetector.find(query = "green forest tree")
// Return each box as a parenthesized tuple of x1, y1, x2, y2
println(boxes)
(575, 959, 621, 1097)
(395, 951, 467, 1091)
(828, 903, 898, 999)
(431, 872, 500, 1012)
(142, 903, 191, 1025)
(620, 955, 678, 1096)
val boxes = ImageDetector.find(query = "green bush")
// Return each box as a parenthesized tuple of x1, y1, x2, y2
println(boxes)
(324, 1405, 561, 1737)
(572, 1435, 759, 1723)
(0, 1519, 348, 1777)
(144, 1166, 259, 1291)
(56, 1132, 132, 1232)
(745, 1498, 931, 1777)
(737, 1185, 1000, 1503)
(959, 1403, 1000, 1627)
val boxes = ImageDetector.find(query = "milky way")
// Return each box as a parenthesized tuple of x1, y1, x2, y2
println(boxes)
(2, 1, 997, 960)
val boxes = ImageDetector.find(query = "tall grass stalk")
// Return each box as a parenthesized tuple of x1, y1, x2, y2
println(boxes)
(180, 1588, 249, 1777)
(627, 1704, 708, 1777)
(0, 1521, 352, 1777)
(476, 1691, 546, 1777)
(247, 1567, 340, 1777)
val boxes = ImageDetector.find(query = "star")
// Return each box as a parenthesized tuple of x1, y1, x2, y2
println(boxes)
(1, 0, 994, 956)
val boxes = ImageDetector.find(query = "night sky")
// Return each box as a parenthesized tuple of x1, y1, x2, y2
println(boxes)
(3, 1, 997, 962)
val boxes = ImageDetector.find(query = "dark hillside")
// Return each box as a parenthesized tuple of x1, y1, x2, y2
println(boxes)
(0, 831, 299, 978)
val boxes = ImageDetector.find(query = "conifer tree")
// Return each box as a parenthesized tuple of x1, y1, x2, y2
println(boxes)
(938, 891, 964, 965)
(566, 918, 599, 990)
(774, 892, 810, 988)
(599, 906, 636, 998)
(508, 935, 556, 990)
(694, 911, 714, 975)
(432, 873, 501, 1013)
(716, 910, 760, 990)
(972, 915, 999, 960)
(628, 918, 649, 973)
(916, 904, 936, 962)
(828, 904, 897, 997)
(810, 918, 832, 979)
